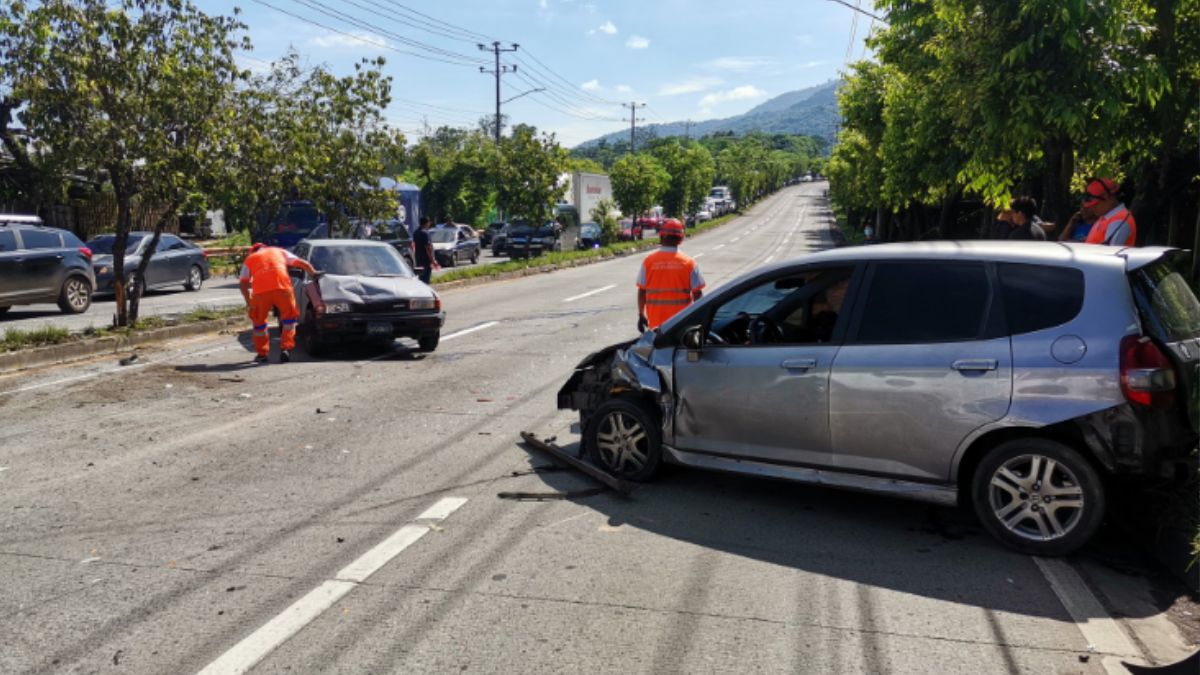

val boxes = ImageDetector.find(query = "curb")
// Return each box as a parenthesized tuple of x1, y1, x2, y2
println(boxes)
(0, 316, 245, 373)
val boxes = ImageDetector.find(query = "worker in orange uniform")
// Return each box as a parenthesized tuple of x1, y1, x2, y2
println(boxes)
(239, 243, 320, 364)
(1082, 177, 1137, 246)
(637, 218, 705, 332)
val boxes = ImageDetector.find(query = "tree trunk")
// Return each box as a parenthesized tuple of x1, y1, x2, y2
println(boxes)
(128, 203, 179, 325)
(1042, 139, 1074, 229)
(112, 193, 132, 328)
(1191, 204, 1200, 284)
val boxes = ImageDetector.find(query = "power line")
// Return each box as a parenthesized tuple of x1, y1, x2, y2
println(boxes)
(251, 0, 482, 67)
(512, 52, 621, 106)
(623, 101, 646, 153)
(287, 0, 486, 65)
(844, 0, 861, 66)
(377, 0, 495, 43)
(479, 41, 520, 143)
(511, 70, 619, 121)
(825, 0, 889, 25)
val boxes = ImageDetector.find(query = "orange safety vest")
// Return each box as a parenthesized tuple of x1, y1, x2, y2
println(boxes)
(1085, 206, 1136, 246)
(640, 249, 700, 329)
(243, 247, 293, 294)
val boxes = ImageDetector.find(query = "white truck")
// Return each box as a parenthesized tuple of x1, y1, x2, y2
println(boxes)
(555, 171, 615, 226)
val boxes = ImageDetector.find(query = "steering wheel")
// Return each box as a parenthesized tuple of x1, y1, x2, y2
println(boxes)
(749, 315, 784, 344)
(706, 329, 726, 345)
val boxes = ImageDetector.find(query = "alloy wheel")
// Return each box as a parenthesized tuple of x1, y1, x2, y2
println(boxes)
(188, 266, 202, 290)
(987, 454, 1084, 542)
(595, 410, 649, 474)
(65, 278, 89, 310)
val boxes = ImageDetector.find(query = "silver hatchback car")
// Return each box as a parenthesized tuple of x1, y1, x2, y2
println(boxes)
(559, 242, 1200, 555)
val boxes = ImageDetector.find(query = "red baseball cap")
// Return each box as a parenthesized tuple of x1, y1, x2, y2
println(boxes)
(1082, 178, 1117, 208)
(249, 242, 266, 252)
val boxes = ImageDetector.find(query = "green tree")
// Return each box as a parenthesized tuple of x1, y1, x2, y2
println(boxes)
(408, 126, 497, 226)
(589, 197, 620, 245)
(610, 153, 668, 220)
(652, 141, 716, 219)
(495, 124, 569, 223)
(3, 0, 247, 325)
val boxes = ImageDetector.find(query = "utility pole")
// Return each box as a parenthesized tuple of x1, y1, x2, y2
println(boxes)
(683, 119, 695, 141)
(478, 41, 520, 143)
(623, 101, 646, 153)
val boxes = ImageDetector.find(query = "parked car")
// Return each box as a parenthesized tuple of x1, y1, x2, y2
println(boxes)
(558, 241, 1200, 556)
(506, 221, 562, 259)
(577, 222, 602, 250)
(617, 219, 643, 241)
(0, 216, 95, 314)
(89, 232, 210, 297)
(339, 219, 415, 270)
(290, 239, 444, 354)
(430, 225, 481, 267)
(257, 200, 326, 250)
(480, 222, 506, 248)
(491, 225, 511, 257)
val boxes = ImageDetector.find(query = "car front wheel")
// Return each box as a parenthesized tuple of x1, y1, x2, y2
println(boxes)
(418, 332, 439, 352)
(57, 276, 92, 314)
(300, 313, 326, 356)
(585, 398, 662, 482)
(971, 438, 1104, 556)
(184, 265, 204, 291)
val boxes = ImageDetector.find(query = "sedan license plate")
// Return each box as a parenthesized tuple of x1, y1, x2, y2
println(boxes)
(366, 322, 393, 337)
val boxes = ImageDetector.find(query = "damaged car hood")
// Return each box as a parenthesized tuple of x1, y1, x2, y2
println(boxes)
(316, 274, 433, 303)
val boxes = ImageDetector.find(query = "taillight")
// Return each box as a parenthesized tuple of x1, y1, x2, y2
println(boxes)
(79, 246, 93, 260)
(201, 250, 209, 258)
(1120, 335, 1176, 408)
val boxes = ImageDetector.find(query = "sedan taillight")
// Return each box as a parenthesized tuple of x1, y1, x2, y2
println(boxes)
(79, 246, 93, 260)
(1120, 335, 1176, 408)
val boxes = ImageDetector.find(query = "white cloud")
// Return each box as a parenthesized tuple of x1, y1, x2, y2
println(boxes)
(597, 20, 617, 34)
(658, 76, 722, 96)
(615, 84, 633, 94)
(625, 35, 650, 49)
(581, 79, 601, 91)
(705, 56, 775, 72)
(309, 31, 385, 49)
(698, 85, 766, 109)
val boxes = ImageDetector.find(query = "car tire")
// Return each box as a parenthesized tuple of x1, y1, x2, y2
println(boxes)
(57, 275, 92, 314)
(446, 253, 456, 268)
(300, 313, 326, 357)
(470, 249, 479, 264)
(0, 305, 10, 315)
(971, 438, 1104, 556)
(585, 397, 662, 482)
(418, 332, 439, 352)
(184, 265, 204, 291)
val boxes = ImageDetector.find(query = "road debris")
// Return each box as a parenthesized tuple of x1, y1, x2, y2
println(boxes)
(219, 376, 245, 383)
(498, 487, 607, 501)
(238, 393, 252, 399)
(514, 431, 634, 496)
(118, 354, 139, 366)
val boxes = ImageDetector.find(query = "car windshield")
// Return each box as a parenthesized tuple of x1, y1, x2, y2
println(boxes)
(309, 244, 413, 277)
(581, 224, 600, 236)
(429, 230, 458, 243)
(269, 203, 323, 236)
(87, 235, 143, 255)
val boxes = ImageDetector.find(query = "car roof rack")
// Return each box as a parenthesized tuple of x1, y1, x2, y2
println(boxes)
(0, 215, 44, 226)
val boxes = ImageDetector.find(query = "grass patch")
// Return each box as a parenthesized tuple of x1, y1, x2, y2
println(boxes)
(204, 230, 251, 248)
(432, 211, 740, 286)
(180, 305, 244, 322)
(1, 325, 71, 351)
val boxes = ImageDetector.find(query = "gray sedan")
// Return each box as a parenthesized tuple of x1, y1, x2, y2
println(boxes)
(89, 232, 210, 296)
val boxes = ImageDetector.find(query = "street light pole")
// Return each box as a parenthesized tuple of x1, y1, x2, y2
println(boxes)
(478, 41, 520, 144)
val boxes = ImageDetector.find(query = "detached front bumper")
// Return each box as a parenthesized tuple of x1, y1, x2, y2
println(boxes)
(313, 310, 445, 341)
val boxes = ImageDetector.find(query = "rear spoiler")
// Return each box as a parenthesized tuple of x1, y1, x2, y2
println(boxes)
(1119, 246, 1187, 272)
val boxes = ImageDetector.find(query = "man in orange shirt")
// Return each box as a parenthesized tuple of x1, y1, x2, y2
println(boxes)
(637, 219, 705, 332)
(1081, 177, 1137, 246)
(239, 243, 320, 364)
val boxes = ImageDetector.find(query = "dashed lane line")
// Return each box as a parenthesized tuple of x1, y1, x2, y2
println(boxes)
(197, 497, 468, 675)
(562, 284, 617, 303)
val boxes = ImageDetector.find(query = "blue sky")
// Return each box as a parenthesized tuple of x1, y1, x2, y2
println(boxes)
(198, 0, 876, 146)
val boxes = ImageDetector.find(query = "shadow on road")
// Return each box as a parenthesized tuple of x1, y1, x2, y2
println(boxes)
(511, 437, 1175, 623)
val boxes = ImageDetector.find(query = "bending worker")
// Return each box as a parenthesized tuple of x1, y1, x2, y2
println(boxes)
(239, 242, 320, 364)
(637, 218, 705, 333)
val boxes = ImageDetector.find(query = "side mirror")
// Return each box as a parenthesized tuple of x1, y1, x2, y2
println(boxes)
(682, 325, 704, 351)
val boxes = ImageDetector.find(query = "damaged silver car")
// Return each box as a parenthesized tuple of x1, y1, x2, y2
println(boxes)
(559, 242, 1200, 556)
(290, 239, 444, 355)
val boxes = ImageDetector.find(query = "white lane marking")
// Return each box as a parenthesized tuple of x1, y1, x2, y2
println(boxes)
(441, 321, 499, 341)
(562, 284, 616, 303)
(0, 467, 7, 473)
(198, 580, 357, 675)
(763, 255, 776, 264)
(1033, 557, 1142, 668)
(198, 496, 468, 675)
(713, 244, 725, 250)
(693, 253, 706, 258)
(0, 364, 149, 396)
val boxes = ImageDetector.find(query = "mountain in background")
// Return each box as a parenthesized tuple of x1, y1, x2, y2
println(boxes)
(576, 80, 841, 149)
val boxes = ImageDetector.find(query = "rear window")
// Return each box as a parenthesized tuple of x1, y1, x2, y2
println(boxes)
(1131, 262, 1200, 342)
(0, 230, 16, 251)
(855, 262, 993, 344)
(998, 263, 1085, 334)
(61, 231, 85, 247)
(20, 229, 62, 249)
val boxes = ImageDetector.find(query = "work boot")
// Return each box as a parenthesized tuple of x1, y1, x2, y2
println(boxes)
(253, 354, 269, 365)
(280, 350, 291, 364)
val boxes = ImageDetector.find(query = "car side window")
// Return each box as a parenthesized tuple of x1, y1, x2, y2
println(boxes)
(20, 229, 63, 250)
(997, 263, 1084, 335)
(854, 262, 993, 344)
(0, 230, 17, 252)
(294, 243, 310, 259)
(709, 267, 854, 345)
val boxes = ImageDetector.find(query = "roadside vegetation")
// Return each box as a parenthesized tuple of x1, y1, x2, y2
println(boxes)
(1, 306, 245, 352)
(0, 326, 70, 352)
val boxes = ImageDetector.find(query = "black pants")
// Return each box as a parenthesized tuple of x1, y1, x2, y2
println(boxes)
(417, 265, 432, 284)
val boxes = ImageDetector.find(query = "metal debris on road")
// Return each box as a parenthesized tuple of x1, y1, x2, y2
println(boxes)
(118, 354, 139, 366)
(497, 487, 607, 501)
(219, 376, 245, 383)
(515, 431, 634, 496)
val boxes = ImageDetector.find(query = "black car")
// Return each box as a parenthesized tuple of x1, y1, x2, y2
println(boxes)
(480, 222, 506, 248)
(506, 221, 562, 259)
(0, 216, 96, 314)
(577, 222, 602, 250)
(89, 232, 210, 296)
(290, 239, 444, 354)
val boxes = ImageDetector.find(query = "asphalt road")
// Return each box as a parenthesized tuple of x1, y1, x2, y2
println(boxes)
(0, 184, 1190, 674)
(0, 251, 518, 335)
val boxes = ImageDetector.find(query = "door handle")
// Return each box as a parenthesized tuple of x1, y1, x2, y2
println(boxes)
(951, 359, 998, 372)
(781, 358, 817, 370)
